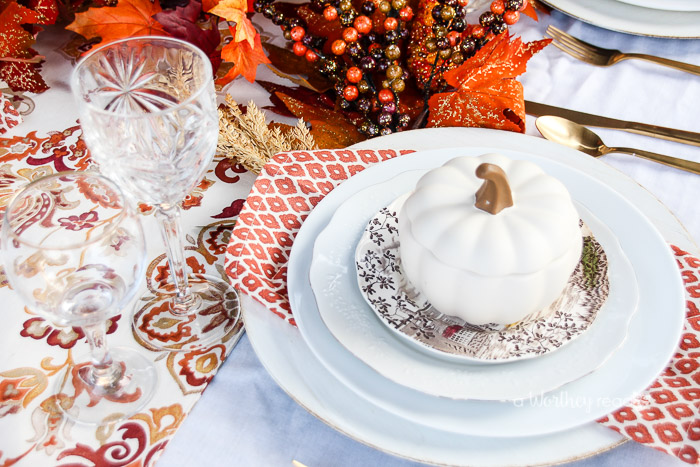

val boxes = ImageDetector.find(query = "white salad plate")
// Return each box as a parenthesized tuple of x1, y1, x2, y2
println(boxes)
(541, 0, 700, 38)
(292, 145, 684, 438)
(309, 170, 639, 403)
(241, 127, 689, 466)
(353, 195, 617, 365)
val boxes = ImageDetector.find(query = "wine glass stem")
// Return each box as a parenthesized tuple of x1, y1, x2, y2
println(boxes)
(155, 205, 197, 316)
(83, 323, 122, 386)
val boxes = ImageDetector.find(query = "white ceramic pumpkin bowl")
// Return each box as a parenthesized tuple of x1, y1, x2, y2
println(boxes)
(398, 153, 583, 325)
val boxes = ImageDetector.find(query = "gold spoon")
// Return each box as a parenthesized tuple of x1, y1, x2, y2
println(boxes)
(535, 115, 700, 175)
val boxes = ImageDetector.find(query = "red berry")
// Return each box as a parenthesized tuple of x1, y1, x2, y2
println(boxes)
(290, 26, 305, 42)
(399, 6, 413, 21)
(384, 17, 398, 31)
(471, 25, 486, 38)
(323, 6, 338, 21)
(447, 31, 460, 47)
(292, 42, 307, 56)
(490, 0, 505, 15)
(354, 15, 373, 34)
(305, 49, 318, 62)
(378, 88, 394, 103)
(518, 0, 528, 11)
(346, 66, 363, 83)
(343, 85, 359, 101)
(342, 27, 359, 42)
(331, 39, 347, 55)
(503, 10, 519, 24)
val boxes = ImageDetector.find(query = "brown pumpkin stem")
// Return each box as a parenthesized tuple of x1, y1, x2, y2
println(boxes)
(474, 163, 514, 215)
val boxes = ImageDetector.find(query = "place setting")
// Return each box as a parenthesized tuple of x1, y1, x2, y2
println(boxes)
(227, 125, 697, 464)
(1, 0, 700, 465)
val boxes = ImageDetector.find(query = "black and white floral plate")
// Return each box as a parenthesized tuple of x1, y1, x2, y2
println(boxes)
(356, 195, 610, 363)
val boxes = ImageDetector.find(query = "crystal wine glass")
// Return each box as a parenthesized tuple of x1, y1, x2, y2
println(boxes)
(71, 37, 240, 352)
(1, 172, 156, 425)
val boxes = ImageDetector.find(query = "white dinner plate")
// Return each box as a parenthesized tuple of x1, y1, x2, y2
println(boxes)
(309, 168, 640, 404)
(293, 145, 683, 438)
(541, 0, 700, 37)
(240, 127, 691, 465)
(614, 0, 700, 12)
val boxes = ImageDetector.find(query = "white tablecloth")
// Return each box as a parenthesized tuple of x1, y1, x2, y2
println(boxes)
(4, 5, 698, 466)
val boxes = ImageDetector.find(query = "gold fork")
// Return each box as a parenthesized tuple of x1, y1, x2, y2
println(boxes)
(546, 25, 700, 76)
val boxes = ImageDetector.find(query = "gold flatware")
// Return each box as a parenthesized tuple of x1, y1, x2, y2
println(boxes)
(546, 25, 700, 76)
(292, 461, 309, 467)
(535, 115, 700, 175)
(525, 100, 700, 147)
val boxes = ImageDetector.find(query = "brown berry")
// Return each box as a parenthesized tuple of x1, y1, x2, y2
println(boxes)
(391, 79, 405, 92)
(385, 44, 401, 60)
(386, 64, 402, 79)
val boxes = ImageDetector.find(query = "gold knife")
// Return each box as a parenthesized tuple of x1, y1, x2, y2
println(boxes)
(525, 100, 700, 147)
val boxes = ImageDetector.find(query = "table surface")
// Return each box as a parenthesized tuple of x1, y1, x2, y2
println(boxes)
(4, 4, 700, 467)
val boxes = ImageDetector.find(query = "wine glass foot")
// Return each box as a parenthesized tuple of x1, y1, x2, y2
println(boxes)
(57, 347, 157, 426)
(132, 273, 241, 352)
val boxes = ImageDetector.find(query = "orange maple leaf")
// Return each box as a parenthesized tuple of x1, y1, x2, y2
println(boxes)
(217, 26, 270, 84)
(66, 0, 169, 50)
(208, 0, 256, 46)
(427, 33, 550, 133)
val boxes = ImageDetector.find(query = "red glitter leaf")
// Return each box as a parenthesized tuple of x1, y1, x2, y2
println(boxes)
(427, 33, 550, 132)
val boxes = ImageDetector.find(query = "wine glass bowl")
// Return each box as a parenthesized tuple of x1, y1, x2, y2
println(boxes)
(72, 39, 217, 208)
(1, 172, 156, 425)
(71, 37, 241, 352)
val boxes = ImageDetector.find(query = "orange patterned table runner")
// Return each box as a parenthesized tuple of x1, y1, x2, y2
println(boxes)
(0, 123, 254, 465)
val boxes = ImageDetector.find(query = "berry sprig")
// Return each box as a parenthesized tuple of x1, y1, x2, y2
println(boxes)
(254, 0, 531, 137)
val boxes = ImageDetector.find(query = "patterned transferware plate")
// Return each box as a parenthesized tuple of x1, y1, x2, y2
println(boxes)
(310, 168, 641, 402)
(356, 194, 610, 364)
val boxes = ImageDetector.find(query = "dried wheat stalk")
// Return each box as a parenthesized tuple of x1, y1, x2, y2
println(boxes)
(217, 95, 317, 174)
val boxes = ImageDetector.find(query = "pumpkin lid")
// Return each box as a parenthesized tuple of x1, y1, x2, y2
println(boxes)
(400, 153, 581, 276)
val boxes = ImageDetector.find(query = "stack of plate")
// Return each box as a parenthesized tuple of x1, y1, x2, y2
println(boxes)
(243, 128, 687, 466)
(541, 0, 700, 38)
